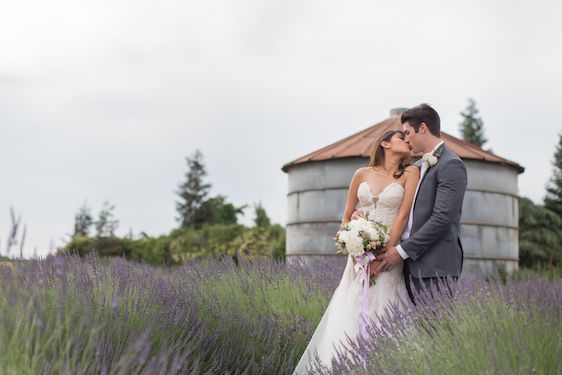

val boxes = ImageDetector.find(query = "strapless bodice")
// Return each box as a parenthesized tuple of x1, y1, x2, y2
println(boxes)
(357, 182, 404, 227)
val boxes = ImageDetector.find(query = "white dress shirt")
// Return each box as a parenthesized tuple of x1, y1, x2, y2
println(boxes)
(396, 141, 444, 260)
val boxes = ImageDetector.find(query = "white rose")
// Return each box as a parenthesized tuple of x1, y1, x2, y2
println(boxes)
(346, 234, 365, 256)
(367, 228, 378, 240)
(350, 217, 368, 231)
(360, 221, 372, 233)
(338, 230, 350, 243)
(347, 243, 364, 257)
(422, 153, 438, 167)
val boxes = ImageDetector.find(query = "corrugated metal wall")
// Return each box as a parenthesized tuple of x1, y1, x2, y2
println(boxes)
(286, 157, 520, 274)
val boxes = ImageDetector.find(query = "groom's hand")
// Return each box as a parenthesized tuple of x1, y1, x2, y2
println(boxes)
(374, 247, 402, 277)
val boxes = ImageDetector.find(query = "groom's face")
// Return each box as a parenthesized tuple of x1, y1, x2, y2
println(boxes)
(402, 122, 422, 154)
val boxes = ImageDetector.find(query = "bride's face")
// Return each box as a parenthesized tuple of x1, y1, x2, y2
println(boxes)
(385, 132, 412, 157)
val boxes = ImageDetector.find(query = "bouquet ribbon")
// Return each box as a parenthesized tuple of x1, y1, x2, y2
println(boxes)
(353, 251, 377, 341)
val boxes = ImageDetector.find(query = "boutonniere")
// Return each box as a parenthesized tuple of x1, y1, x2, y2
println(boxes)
(422, 153, 438, 168)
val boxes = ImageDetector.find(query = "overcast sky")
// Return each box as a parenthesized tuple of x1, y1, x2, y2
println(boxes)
(1, 0, 561, 257)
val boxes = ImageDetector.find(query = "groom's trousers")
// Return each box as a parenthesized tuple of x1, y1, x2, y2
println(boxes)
(404, 270, 458, 306)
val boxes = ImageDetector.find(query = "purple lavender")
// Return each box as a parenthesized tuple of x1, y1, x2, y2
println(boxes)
(0, 254, 559, 374)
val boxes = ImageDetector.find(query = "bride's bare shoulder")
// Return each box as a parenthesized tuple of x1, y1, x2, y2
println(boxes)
(348, 167, 371, 186)
(405, 165, 419, 174)
(353, 167, 371, 178)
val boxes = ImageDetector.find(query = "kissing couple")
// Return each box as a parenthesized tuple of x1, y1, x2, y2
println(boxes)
(294, 103, 468, 374)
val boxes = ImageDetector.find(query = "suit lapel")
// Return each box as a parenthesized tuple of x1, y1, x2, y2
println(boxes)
(418, 144, 447, 188)
(433, 143, 446, 159)
(412, 144, 447, 211)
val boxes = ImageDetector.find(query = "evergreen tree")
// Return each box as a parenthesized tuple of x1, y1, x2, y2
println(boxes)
(519, 197, 561, 268)
(176, 150, 211, 229)
(74, 202, 93, 237)
(253, 201, 271, 227)
(200, 195, 247, 226)
(544, 132, 562, 218)
(459, 98, 488, 148)
(95, 201, 119, 238)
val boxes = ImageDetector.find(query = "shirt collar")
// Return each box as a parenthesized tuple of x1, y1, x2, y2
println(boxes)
(432, 140, 444, 154)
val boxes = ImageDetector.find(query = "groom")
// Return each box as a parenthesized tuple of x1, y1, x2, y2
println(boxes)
(374, 103, 467, 304)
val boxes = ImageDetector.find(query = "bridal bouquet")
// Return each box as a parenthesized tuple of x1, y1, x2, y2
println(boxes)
(334, 216, 390, 258)
(334, 216, 390, 341)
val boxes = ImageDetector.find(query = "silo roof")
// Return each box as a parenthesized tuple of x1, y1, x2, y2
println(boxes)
(282, 116, 524, 173)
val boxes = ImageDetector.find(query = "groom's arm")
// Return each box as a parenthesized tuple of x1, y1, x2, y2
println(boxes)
(400, 158, 467, 261)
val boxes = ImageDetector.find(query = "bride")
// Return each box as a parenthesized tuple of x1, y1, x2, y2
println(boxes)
(293, 130, 420, 374)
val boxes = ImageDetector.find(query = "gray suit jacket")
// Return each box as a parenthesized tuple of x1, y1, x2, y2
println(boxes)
(401, 144, 467, 278)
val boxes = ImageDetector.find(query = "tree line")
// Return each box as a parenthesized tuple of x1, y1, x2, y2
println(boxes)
(60, 150, 285, 265)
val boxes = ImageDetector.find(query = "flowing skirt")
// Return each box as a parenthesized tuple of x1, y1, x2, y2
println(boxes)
(293, 256, 409, 374)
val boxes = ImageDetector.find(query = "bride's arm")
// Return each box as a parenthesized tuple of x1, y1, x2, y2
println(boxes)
(340, 169, 363, 225)
(386, 166, 420, 247)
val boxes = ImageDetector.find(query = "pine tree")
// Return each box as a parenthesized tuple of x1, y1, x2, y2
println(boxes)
(544, 132, 562, 217)
(254, 202, 271, 227)
(95, 201, 119, 238)
(176, 150, 211, 229)
(74, 202, 94, 237)
(519, 197, 562, 267)
(459, 98, 488, 148)
(200, 195, 247, 226)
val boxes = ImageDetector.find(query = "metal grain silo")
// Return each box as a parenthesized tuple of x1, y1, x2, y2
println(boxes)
(282, 109, 524, 274)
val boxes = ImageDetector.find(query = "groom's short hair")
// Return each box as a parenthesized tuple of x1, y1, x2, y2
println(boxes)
(401, 104, 441, 137)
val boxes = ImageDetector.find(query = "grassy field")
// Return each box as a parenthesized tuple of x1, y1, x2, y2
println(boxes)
(0, 255, 559, 374)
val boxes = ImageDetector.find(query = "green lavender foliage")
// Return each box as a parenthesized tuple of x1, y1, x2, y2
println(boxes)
(0, 255, 559, 374)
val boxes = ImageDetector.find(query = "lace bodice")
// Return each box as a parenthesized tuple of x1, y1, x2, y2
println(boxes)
(357, 182, 404, 227)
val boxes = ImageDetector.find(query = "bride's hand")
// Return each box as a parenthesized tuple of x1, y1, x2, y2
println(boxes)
(351, 210, 366, 220)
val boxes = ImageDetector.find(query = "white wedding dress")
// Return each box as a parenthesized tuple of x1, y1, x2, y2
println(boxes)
(293, 182, 410, 374)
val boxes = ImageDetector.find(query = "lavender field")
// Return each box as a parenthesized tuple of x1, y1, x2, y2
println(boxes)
(0, 255, 560, 374)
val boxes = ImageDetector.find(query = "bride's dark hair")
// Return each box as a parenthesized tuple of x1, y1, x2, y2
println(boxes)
(368, 130, 410, 179)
